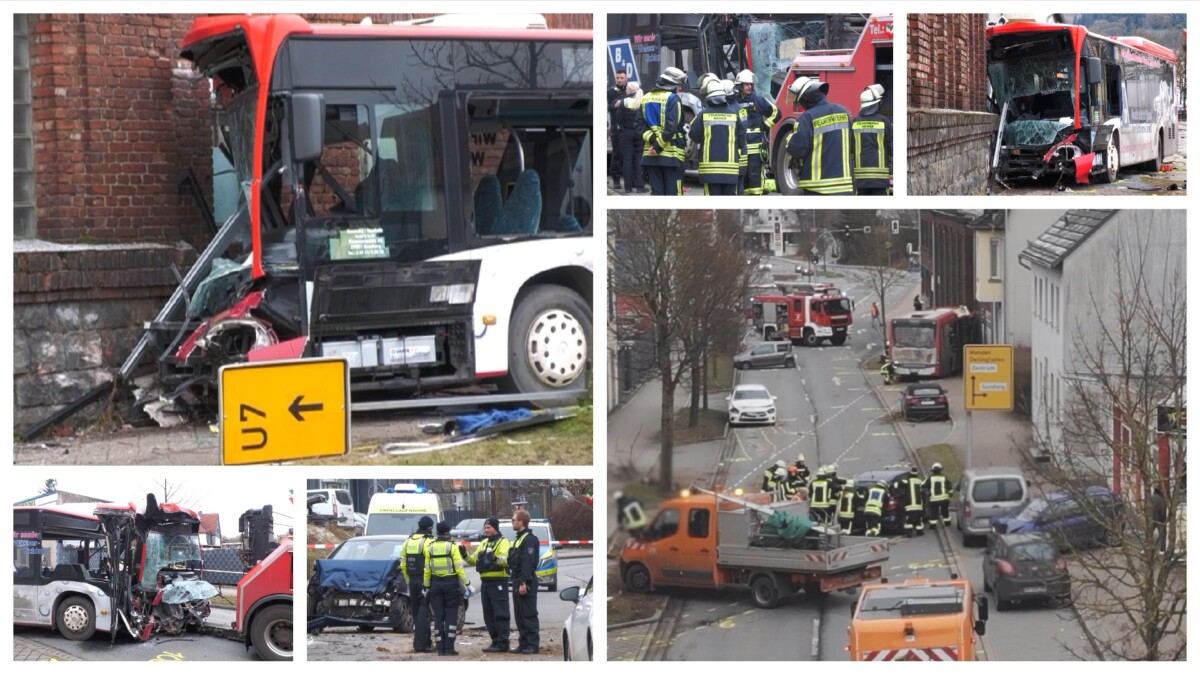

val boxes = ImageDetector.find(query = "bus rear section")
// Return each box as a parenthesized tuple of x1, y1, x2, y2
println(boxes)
(848, 577, 988, 661)
(888, 307, 981, 378)
(987, 20, 1178, 185)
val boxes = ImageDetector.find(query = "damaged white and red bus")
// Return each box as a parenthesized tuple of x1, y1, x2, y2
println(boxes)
(20, 14, 593, 432)
(987, 19, 1179, 186)
(14, 496, 216, 644)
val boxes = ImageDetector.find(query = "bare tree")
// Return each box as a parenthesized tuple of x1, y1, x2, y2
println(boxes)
(611, 210, 745, 491)
(856, 221, 912, 345)
(1028, 214, 1185, 660)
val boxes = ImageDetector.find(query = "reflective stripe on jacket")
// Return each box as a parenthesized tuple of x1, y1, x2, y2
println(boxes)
(423, 538, 468, 586)
(689, 102, 746, 184)
(864, 487, 886, 516)
(786, 93, 854, 194)
(641, 89, 685, 164)
(927, 474, 951, 502)
(852, 110, 892, 186)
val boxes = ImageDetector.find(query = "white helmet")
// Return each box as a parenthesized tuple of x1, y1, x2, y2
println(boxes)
(722, 79, 736, 97)
(703, 79, 726, 100)
(699, 72, 719, 90)
(797, 454, 806, 463)
(931, 462, 944, 472)
(775, 467, 788, 478)
(789, 76, 828, 103)
(614, 491, 624, 500)
(860, 84, 884, 108)
(735, 69, 756, 85)
(775, 460, 787, 469)
(659, 66, 686, 87)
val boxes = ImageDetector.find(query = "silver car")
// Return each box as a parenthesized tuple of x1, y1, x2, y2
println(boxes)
(734, 342, 795, 370)
(956, 467, 1030, 545)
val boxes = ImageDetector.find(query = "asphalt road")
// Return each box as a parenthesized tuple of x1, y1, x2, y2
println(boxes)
(14, 605, 260, 662)
(307, 554, 593, 661)
(646, 263, 962, 661)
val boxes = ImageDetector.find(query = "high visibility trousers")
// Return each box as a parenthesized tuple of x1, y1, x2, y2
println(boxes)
(646, 166, 674, 196)
(480, 578, 511, 646)
(619, 130, 644, 192)
(408, 575, 432, 651)
(703, 182, 737, 195)
(863, 513, 882, 536)
(745, 154, 765, 194)
(928, 501, 951, 526)
(513, 581, 540, 650)
(839, 515, 856, 534)
(905, 509, 925, 535)
(429, 577, 463, 654)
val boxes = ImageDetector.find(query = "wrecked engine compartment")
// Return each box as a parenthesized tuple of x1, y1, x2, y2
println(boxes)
(96, 494, 217, 642)
(307, 558, 412, 633)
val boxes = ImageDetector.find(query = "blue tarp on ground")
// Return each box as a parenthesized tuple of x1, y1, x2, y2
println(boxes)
(313, 559, 398, 594)
(456, 408, 532, 435)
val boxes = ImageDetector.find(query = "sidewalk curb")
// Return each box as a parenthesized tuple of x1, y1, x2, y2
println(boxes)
(607, 606, 666, 632)
(859, 353, 995, 662)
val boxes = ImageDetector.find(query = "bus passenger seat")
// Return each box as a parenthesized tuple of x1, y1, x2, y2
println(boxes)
(489, 170, 541, 236)
(474, 174, 503, 235)
(555, 214, 582, 233)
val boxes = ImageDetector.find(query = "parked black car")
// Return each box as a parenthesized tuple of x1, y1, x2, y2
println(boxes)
(852, 467, 911, 535)
(450, 518, 487, 541)
(982, 532, 1071, 610)
(901, 383, 950, 421)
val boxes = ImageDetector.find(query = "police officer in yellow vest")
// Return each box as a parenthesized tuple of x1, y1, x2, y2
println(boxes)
(837, 479, 858, 533)
(851, 84, 892, 195)
(863, 480, 887, 536)
(423, 521, 472, 656)
(464, 517, 511, 652)
(785, 76, 854, 195)
(399, 516, 435, 653)
(900, 466, 926, 538)
(808, 466, 835, 525)
(924, 462, 953, 527)
(641, 67, 687, 195)
(734, 70, 780, 195)
(689, 79, 747, 195)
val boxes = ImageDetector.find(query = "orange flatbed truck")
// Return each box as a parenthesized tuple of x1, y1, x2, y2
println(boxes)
(619, 489, 889, 608)
(847, 576, 988, 661)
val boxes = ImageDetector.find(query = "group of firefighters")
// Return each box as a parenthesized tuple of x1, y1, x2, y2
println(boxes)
(608, 68, 892, 196)
(761, 457, 953, 537)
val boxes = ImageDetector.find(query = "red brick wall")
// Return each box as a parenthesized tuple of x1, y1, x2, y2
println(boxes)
(908, 14, 988, 112)
(28, 14, 212, 250)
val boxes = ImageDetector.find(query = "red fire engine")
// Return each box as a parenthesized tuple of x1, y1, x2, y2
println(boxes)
(769, 14, 894, 192)
(888, 307, 982, 378)
(752, 292, 853, 346)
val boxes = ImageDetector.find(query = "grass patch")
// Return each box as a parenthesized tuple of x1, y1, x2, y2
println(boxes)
(301, 405, 592, 466)
(915, 443, 963, 486)
(670, 407, 726, 446)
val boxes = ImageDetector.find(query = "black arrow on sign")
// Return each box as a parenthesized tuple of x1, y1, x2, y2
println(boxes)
(289, 395, 324, 422)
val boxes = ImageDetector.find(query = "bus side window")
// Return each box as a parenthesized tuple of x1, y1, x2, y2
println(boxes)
(1105, 64, 1122, 118)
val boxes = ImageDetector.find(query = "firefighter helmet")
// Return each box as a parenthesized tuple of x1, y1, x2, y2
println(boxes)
(789, 76, 829, 103)
(860, 84, 884, 108)
(775, 460, 787, 469)
(735, 69, 756, 85)
(797, 454, 806, 464)
(614, 491, 624, 500)
(659, 67, 686, 87)
(703, 79, 726, 101)
(775, 467, 788, 478)
(932, 462, 944, 473)
(910, 466, 920, 475)
(699, 73, 719, 90)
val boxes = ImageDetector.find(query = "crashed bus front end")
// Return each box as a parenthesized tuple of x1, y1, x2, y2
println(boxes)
(95, 495, 217, 642)
(986, 24, 1109, 185)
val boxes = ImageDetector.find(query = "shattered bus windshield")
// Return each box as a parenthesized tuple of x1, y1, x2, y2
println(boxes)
(138, 530, 203, 590)
(894, 324, 935, 348)
(989, 55, 1076, 145)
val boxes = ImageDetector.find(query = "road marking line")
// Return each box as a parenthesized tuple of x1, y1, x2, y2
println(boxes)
(811, 617, 821, 658)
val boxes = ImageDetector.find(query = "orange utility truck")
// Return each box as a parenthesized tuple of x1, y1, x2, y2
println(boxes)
(848, 576, 988, 661)
(619, 488, 889, 608)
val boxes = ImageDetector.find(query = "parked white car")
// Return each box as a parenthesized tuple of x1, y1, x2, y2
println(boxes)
(560, 577, 593, 661)
(727, 383, 777, 426)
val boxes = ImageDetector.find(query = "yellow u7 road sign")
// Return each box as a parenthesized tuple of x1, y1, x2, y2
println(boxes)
(964, 344, 1014, 412)
(219, 357, 350, 465)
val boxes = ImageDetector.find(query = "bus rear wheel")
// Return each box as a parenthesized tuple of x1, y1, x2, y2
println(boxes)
(502, 285, 591, 405)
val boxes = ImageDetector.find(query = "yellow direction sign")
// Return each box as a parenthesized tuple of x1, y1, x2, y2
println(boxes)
(964, 344, 1014, 412)
(219, 358, 350, 465)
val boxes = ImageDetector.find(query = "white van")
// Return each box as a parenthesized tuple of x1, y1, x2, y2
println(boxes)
(308, 488, 356, 529)
(365, 484, 442, 537)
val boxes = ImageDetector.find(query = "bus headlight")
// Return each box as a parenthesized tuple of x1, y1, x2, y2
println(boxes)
(430, 284, 474, 304)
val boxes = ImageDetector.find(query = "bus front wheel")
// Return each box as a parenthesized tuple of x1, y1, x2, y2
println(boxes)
(56, 596, 96, 641)
(1099, 133, 1120, 183)
(503, 285, 592, 404)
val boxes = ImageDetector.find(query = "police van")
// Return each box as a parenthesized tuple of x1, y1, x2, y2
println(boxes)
(365, 484, 443, 537)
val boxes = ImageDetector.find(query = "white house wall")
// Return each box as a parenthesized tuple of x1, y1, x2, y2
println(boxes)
(1004, 210, 1066, 347)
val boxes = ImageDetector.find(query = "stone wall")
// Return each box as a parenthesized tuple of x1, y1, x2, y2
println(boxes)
(13, 242, 197, 433)
(907, 110, 999, 196)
